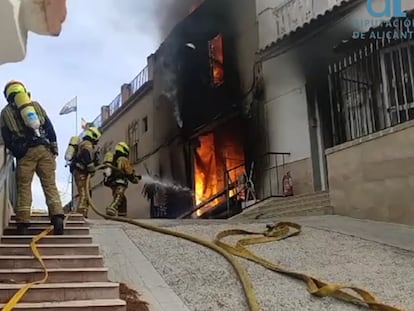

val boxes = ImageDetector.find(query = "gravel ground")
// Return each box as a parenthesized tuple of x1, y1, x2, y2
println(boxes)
(120, 223, 414, 311)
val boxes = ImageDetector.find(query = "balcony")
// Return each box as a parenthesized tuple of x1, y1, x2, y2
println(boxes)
(86, 65, 150, 132)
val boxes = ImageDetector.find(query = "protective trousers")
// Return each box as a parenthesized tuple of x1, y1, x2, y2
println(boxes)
(106, 186, 127, 217)
(74, 170, 91, 218)
(16, 145, 64, 223)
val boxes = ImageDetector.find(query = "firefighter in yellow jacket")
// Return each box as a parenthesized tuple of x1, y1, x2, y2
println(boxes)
(0, 81, 64, 235)
(104, 142, 140, 217)
(71, 127, 101, 218)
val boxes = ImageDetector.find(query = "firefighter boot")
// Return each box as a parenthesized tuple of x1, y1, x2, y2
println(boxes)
(51, 215, 64, 235)
(16, 223, 29, 235)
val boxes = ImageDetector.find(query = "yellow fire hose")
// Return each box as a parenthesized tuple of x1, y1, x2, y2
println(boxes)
(2, 214, 73, 311)
(83, 169, 407, 311)
(2, 166, 408, 311)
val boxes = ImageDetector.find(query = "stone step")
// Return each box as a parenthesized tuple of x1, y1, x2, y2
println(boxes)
(0, 282, 119, 303)
(11, 214, 85, 221)
(1, 235, 93, 245)
(0, 255, 104, 269)
(253, 205, 334, 220)
(245, 199, 332, 217)
(0, 244, 100, 256)
(8, 220, 88, 228)
(0, 268, 108, 283)
(3, 227, 90, 236)
(0, 299, 126, 310)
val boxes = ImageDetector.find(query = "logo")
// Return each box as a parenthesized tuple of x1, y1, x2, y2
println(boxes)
(366, 0, 406, 18)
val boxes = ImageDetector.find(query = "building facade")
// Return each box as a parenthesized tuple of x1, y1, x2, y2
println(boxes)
(78, 0, 261, 219)
(257, 0, 414, 225)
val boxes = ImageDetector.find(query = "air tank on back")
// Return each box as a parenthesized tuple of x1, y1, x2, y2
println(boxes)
(64, 136, 81, 165)
(14, 92, 41, 137)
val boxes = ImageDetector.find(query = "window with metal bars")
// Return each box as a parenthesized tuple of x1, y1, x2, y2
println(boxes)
(328, 40, 414, 146)
(127, 120, 139, 163)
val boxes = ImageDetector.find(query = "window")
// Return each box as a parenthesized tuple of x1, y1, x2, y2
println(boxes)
(381, 44, 414, 126)
(127, 120, 139, 163)
(208, 34, 224, 87)
(328, 40, 414, 146)
(142, 116, 148, 133)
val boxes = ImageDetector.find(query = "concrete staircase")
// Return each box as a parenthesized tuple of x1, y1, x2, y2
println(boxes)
(231, 191, 333, 221)
(0, 214, 126, 310)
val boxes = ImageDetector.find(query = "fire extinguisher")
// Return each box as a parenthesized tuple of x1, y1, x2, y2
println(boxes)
(282, 171, 293, 197)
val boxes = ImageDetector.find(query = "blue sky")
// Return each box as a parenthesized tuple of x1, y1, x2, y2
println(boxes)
(0, 1, 159, 209)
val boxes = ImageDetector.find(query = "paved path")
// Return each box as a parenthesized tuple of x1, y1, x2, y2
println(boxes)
(90, 223, 191, 311)
(88, 216, 414, 311)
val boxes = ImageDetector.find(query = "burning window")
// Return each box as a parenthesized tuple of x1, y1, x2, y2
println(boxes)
(194, 122, 245, 217)
(209, 34, 224, 87)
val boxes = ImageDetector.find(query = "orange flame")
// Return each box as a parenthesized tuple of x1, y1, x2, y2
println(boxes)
(209, 34, 224, 87)
(194, 125, 245, 217)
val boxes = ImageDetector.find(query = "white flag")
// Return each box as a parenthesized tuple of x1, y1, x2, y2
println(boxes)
(59, 97, 77, 115)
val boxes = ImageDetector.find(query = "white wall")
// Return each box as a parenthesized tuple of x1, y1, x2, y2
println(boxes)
(257, 0, 414, 51)
(256, 0, 344, 50)
(263, 51, 311, 162)
(259, 0, 414, 162)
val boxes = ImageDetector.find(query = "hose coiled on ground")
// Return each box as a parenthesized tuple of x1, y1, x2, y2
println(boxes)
(84, 166, 406, 311)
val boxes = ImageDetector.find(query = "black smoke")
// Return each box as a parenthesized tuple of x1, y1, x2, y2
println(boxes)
(154, 0, 205, 41)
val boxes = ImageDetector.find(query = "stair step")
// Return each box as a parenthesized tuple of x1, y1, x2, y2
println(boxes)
(254, 205, 333, 220)
(1, 235, 93, 245)
(0, 244, 100, 256)
(8, 220, 88, 228)
(0, 268, 108, 283)
(3, 227, 90, 236)
(0, 255, 104, 269)
(0, 299, 126, 310)
(11, 214, 85, 221)
(0, 282, 119, 303)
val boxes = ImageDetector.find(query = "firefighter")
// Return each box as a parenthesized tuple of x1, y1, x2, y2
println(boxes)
(105, 142, 140, 217)
(71, 126, 101, 218)
(0, 81, 64, 235)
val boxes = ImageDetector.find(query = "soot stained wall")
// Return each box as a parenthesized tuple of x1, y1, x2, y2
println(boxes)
(157, 0, 242, 135)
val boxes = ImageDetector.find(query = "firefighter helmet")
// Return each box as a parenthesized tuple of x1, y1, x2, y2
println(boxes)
(115, 141, 130, 156)
(3, 80, 27, 102)
(84, 126, 101, 142)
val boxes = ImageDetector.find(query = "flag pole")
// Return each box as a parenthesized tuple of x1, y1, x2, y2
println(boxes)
(71, 96, 78, 212)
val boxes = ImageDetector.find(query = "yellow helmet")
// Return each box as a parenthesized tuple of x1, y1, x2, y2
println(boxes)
(115, 141, 130, 156)
(84, 126, 101, 142)
(3, 80, 27, 101)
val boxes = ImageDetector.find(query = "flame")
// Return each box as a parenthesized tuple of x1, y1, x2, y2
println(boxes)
(194, 125, 245, 217)
(194, 134, 220, 207)
(209, 34, 224, 87)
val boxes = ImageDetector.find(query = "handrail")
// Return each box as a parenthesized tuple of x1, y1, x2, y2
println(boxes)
(82, 65, 150, 136)
(0, 154, 14, 194)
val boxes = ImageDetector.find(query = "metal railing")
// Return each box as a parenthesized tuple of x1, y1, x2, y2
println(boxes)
(183, 151, 291, 219)
(254, 152, 291, 200)
(328, 38, 414, 146)
(0, 148, 17, 231)
(81, 65, 150, 135)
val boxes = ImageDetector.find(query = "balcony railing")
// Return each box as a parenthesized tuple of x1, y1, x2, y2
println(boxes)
(82, 65, 150, 135)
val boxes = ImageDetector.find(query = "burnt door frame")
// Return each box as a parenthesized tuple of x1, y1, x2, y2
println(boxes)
(305, 83, 328, 192)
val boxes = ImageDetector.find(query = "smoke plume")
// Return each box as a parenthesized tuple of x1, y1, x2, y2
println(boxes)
(154, 0, 204, 41)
